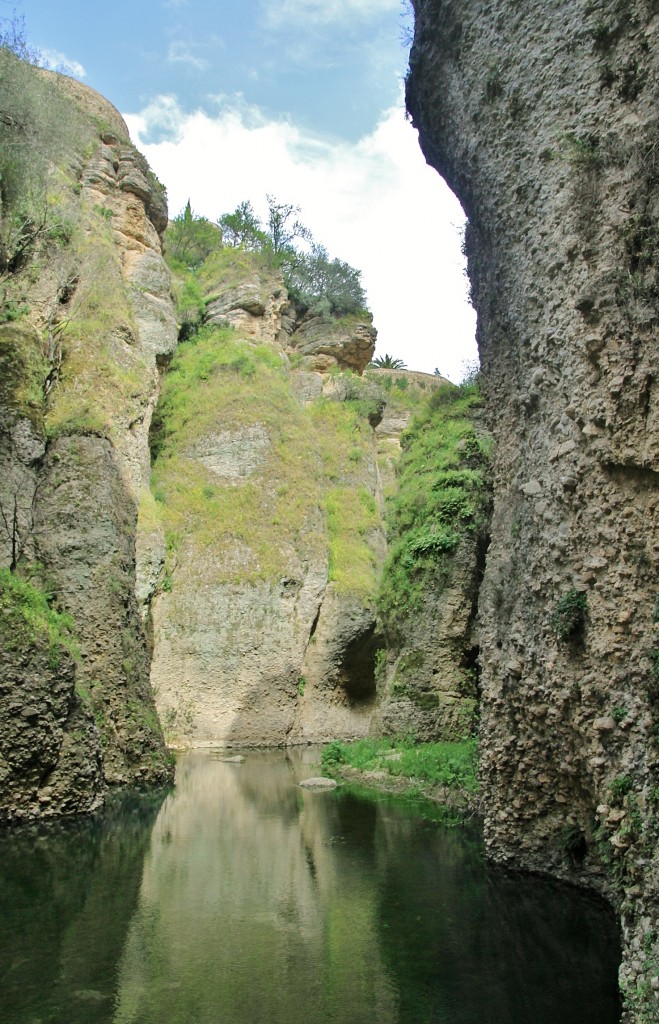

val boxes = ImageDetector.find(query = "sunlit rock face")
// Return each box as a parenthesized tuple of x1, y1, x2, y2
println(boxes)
(0, 65, 176, 807)
(407, 0, 658, 1016)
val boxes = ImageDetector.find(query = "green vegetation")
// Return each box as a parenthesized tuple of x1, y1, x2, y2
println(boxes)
(0, 45, 92, 279)
(165, 195, 368, 327)
(378, 380, 491, 641)
(166, 200, 222, 270)
(550, 588, 588, 643)
(0, 567, 79, 666)
(284, 243, 367, 317)
(370, 354, 407, 369)
(321, 735, 479, 795)
(0, 322, 48, 422)
(0, 43, 153, 444)
(149, 324, 383, 596)
(45, 218, 152, 440)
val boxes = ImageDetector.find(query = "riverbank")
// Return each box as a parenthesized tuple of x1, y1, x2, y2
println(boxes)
(320, 737, 481, 817)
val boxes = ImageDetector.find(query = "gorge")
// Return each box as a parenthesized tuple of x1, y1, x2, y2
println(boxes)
(0, 1, 657, 1020)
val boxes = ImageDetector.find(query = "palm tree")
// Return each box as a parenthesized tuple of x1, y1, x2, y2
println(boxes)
(370, 354, 407, 369)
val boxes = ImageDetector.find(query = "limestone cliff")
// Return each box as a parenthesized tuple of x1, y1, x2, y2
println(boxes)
(143, 259, 386, 747)
(407, 0, 658, 1017)
(0, 56, 176, 817)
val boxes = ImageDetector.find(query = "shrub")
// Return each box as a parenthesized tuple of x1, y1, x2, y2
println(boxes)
(551, 588, 588, 642)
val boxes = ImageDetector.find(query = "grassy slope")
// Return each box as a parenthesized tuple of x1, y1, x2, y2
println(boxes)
(149, 325, 384, 597)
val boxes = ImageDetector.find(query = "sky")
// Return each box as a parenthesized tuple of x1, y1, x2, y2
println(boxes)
(18, 0, 477, 380)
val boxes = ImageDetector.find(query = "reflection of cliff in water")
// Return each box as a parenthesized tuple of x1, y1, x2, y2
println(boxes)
(0, 752, 621, 1024)
(113, 750, 619, 1024)
(113, 749, 399, 1023)
(0, 789, 166, 1024)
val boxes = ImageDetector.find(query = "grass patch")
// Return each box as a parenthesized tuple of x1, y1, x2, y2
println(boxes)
(195, 245, 275, 294)
(149, 326, 384, 595)
(378, 381, 492, 640)
(0, 323, 48, 425)
(0, 567, 79, 667)
(321, 736, 480, 793)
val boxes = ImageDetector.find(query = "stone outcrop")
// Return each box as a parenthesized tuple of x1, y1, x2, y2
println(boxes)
(407, 0, 658, 1017)
(205, 263, 289, 343)
(0, 66, 176, 815)
(287, 314, 376, 372)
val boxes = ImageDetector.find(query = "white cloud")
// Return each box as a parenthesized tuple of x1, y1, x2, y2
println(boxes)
(261, 0, 399, 29)
(39, 47, 86, 78)
(167, 41, 209, 71)
(125, 95, 477, 381)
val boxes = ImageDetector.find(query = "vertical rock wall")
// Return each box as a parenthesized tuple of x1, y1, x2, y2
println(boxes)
(145, 306, 386, 748)
(0, 68, 177, 812)
(407, 1, 658, 1017)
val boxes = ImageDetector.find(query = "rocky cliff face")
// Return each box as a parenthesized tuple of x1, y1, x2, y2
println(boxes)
(370, 372, 492, 743)
(407, 1, 658, 1017)
(143, 266, 387, 747)
(0, 61, 176, 816)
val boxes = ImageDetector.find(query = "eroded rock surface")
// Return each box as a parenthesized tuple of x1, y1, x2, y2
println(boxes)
(0, 68, 176, 812)
(407, 0, 658, 1016)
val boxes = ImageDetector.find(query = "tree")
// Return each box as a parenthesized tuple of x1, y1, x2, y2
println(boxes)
(371, 354, 407, 369)
(165, 201, 222, 269)
(218, 200, 267, 250)
(285, 243, 367, 317)
(0, 8, 43, 64)
(265, 194, 311, 262)
(216, 194, 371, 321)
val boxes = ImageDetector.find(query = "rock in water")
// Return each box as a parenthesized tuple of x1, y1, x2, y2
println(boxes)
(298, 777, 337, 790)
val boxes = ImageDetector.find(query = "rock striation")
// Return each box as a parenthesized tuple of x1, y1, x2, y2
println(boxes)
(407, 0, 658, 1017)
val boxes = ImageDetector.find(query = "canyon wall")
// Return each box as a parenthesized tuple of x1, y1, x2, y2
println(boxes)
(407, 0, 658, 1018)
(372, 377, 491, 742)
(143, 266, 388, 748)
(0, 59, 175, 819)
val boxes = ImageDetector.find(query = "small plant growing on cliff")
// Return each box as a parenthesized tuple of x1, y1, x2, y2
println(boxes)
(484, 63, 503, 102)
(609, 775, 633, 800)
(561, 825, 588, 866)
(550, 588, 588, 643)
(0, 567, 79, 666)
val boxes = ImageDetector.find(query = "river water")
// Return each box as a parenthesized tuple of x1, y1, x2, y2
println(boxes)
(0, 748, 621, 1024)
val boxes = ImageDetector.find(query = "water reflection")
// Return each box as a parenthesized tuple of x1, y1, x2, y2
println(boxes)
(0, 790, 166, 1024)
(0, 751, 620, 1024)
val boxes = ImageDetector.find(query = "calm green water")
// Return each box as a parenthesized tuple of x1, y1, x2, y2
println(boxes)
(0, 749, 620, 1024)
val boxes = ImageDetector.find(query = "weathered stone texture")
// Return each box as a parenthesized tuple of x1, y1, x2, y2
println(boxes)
(34, 436, 170, 786)
(289, 587, 381, 745)
(407, 0, 657, 1016)
(0, 640, 103, 823)
(288, 315, 376, 373)
(0, 71, 176, 814)
(372, 538, 483, 743)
